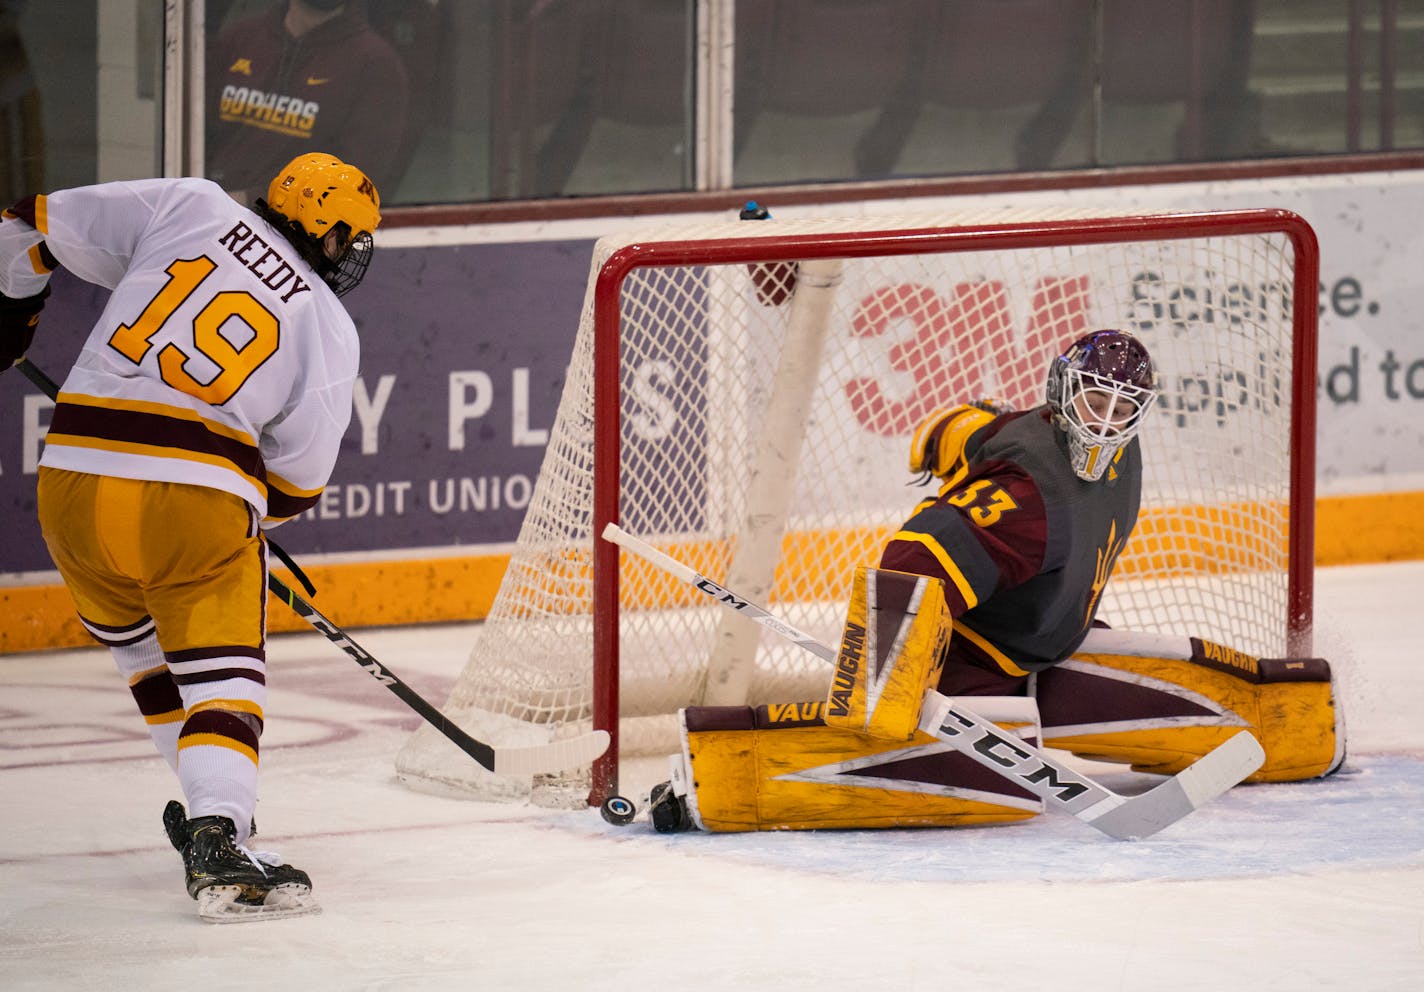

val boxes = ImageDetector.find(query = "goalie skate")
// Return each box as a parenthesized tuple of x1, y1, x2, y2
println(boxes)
(164, 801, 321, 923)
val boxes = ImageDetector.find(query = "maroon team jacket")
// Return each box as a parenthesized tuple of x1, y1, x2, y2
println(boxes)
(206, 5, 410, 202)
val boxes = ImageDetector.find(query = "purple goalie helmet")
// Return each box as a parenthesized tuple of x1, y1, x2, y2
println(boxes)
(1045, 330, 1159, 481)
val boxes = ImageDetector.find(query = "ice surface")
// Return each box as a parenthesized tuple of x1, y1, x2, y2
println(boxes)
(2, 562, 1421, 991)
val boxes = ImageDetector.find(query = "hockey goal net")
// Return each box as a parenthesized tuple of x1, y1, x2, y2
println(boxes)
(395, 206, 1318, 807)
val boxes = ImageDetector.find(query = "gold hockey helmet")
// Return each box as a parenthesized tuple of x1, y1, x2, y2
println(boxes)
(265, 153, 381, 296)
(267, 153, 381, 242)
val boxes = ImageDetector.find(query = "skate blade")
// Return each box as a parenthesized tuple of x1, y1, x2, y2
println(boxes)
(196, 882, 321, 924)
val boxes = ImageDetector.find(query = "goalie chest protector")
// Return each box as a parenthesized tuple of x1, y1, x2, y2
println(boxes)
(948, 409, 1143, 673)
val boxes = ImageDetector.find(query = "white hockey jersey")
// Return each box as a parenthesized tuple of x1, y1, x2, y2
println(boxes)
(0, 178, 358, 525)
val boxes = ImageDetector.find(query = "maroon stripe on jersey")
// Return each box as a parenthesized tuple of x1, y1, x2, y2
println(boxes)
(48, 402, 266, 488)
(266, 487, 321, 520)
(888, 463, 1049, 599)
(4, 195, 39, 227)
(943, 634, 1037, 683)
(130, 669, 183, 717)
(977, 409, 1039, 440)
(958, 459, 1050, 585)
(180, 709, 262, 752)
(935, 653, 1028, 694)
(879, 538, 976, 615)
(257, 538, 269, 641)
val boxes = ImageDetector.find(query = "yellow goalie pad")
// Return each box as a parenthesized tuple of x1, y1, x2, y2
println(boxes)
(822, 567, 951, 741)
(678, 698, 1042, 832)
(1036, 629, 1344, 783)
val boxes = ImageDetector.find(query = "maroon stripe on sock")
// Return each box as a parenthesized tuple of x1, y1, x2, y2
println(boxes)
(169, 667, 266, 688)
(130, 670, 183, 717)
(166, 644, 265, 664)
(180, 709, 262, 751)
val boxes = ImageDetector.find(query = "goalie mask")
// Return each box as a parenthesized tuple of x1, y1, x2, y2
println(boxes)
(1046, 330, 1158, 481)
(262, 153, 381, 297)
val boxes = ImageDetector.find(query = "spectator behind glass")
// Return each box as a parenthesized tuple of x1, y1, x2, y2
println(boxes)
(0, 0, 44, 202)
(207, 0, 410, 204)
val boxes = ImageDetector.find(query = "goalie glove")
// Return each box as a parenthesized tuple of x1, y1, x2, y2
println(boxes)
(908, 398, 1012, 483)
(968, 396, 1013, 417)
(0, 284, 49, 370)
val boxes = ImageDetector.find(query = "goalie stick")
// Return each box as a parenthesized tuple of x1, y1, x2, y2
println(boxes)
(17, 358, 608, 778)
(601, 522, 1265, 840)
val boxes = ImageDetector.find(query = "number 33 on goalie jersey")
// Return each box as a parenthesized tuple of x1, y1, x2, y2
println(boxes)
(881, 406, 1143, 677)
(0, 178, 359, 526)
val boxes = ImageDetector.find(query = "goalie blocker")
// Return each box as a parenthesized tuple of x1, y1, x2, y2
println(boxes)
(660, 568, 1343, 833)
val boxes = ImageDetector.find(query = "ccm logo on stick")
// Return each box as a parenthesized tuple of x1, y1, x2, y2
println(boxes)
(935, 709, 1090, 802)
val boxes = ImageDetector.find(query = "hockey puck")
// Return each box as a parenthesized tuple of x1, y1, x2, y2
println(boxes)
(600, 795, 637, 826)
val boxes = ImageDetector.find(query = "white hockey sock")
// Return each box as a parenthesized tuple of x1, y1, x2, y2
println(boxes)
(172, 666, 266, 846)
(109, 630, 183, 773)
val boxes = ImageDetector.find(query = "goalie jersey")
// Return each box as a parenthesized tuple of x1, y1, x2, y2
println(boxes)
(0, 178, 358, 525)
(881, 407, 1142, 677)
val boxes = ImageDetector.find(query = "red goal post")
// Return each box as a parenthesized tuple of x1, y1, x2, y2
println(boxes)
(395, 207, 1319, 809)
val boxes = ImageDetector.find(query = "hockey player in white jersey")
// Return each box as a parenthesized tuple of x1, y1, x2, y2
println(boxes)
(0, 153, 381, 922)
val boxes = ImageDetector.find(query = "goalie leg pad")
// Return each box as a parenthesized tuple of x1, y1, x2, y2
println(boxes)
(1036, 629, 1343, 783)
(678, 699, 1042, 832)
(821, 566, 951, 741)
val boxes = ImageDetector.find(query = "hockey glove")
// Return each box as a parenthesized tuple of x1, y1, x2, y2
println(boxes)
(0, 284, 49, 370)
(968, 396, 1014, 417)
(908, 398, 1011, 482)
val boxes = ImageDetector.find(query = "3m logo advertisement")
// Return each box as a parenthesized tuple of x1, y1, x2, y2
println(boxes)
(723, 239, 1301, 516)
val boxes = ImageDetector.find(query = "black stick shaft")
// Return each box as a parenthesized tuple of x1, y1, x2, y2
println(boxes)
(265, 574, 497, 769)
(17, 358, 499, 771)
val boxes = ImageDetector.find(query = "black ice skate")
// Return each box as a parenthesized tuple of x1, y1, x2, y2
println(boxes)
(648, 781, 694, 833)
(162, 800, 319, 923)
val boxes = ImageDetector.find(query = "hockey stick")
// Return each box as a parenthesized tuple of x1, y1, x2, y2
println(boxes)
(265, 578, 608, 777)
(18, 358, 608, 777)
(601, 522, 1264, 840)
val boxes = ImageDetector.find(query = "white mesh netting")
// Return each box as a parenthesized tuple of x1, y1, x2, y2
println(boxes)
(395, 207, 1310, 804)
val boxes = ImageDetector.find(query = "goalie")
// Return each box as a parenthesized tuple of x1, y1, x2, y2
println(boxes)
(650, 330, 1344, 833)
